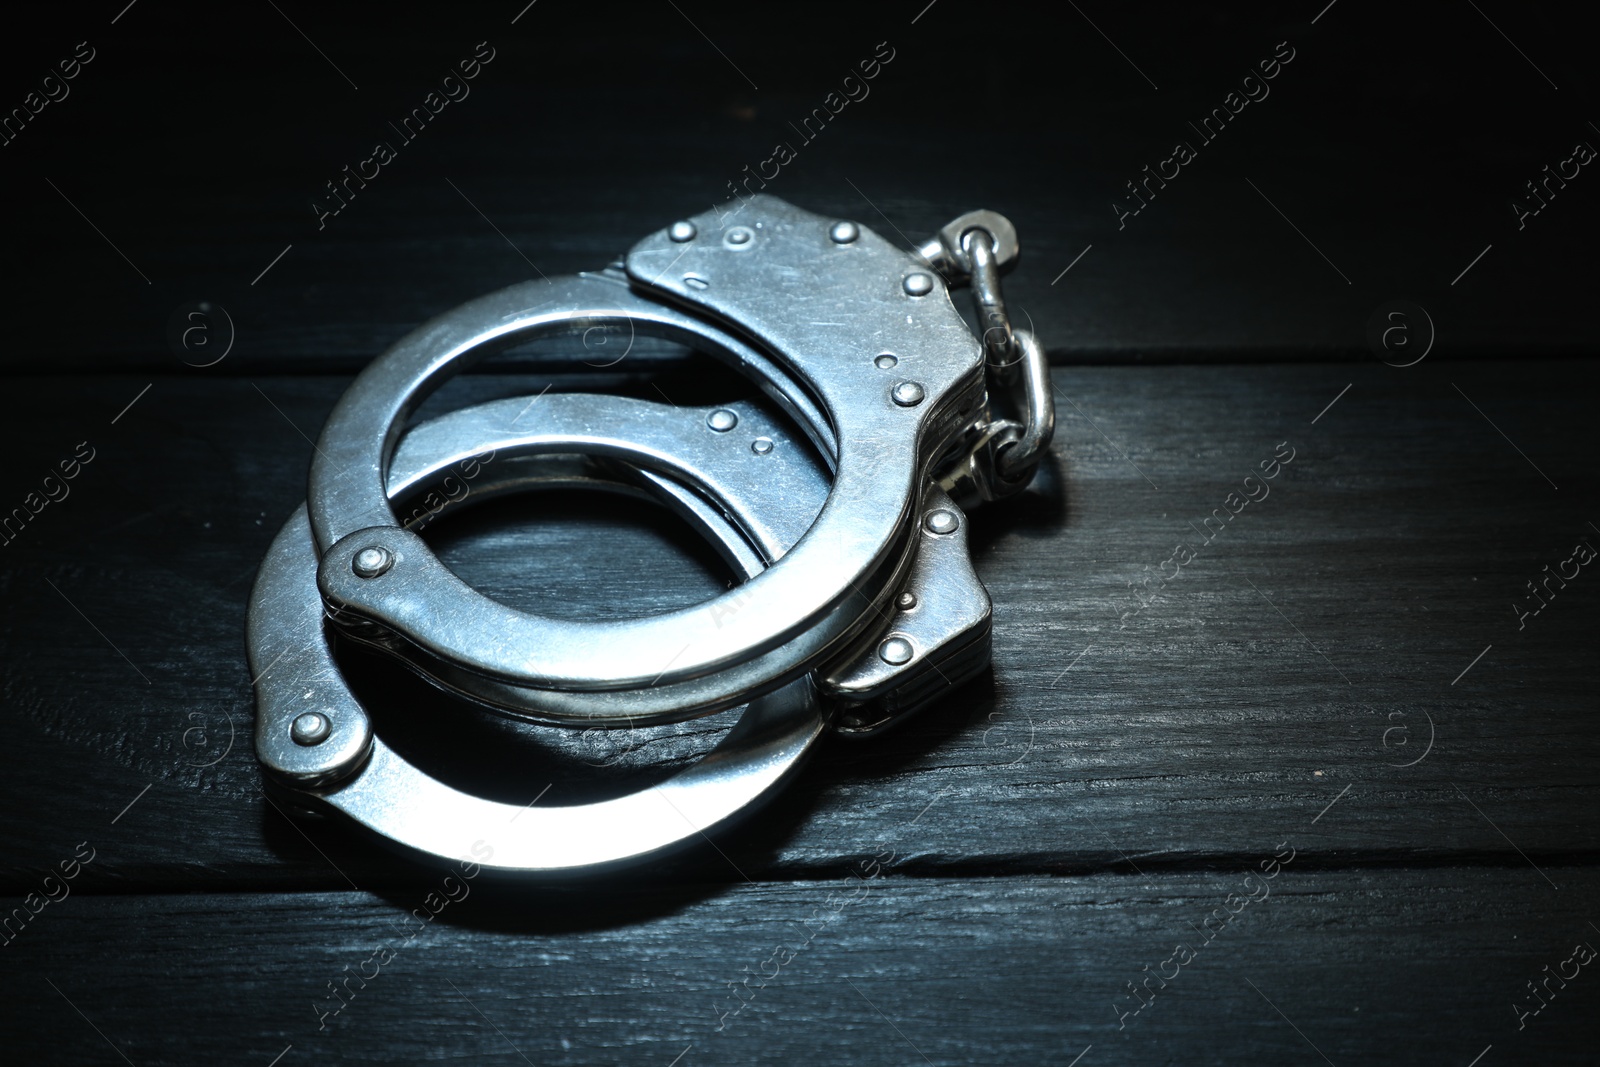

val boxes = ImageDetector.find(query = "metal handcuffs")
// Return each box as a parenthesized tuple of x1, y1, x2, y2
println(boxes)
(248, 195, 1053, 872)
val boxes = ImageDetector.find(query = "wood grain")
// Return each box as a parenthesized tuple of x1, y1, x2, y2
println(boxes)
(3, 3, 1597, 371)
(3, 869, 1596, 1065)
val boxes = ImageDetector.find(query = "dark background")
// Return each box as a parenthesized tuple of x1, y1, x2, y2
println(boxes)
(1, 2, 1596, 1064)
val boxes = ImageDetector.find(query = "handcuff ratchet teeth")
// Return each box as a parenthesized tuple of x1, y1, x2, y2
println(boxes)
(249, 195, 1053, 872)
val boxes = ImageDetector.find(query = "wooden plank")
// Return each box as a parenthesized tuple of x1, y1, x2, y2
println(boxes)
(2, 868, 1596, 1065)
(2, 5, 1597, 371)
(1, 359, 1593, 888)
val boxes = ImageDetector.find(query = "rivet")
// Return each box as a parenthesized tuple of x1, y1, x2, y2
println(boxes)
(830, 221, 859, 244)
(891, 381, 925, 407)
(903, 272, 934, 296)
(669, 220, 696, 242)
(751, 437, 774, 455)
(875, 354, 898, 370)
(726, 227, 753, 246)
(924, 509, 959, 535)
(291, 711, 331, 746)
(896, 591, 918, 611)
(352, 545, 393, 578)
(878, 637, 914, 666)
(707, 409, 739, 432)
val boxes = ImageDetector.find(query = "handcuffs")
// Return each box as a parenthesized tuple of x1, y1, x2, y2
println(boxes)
(248, 195, 1053, 873)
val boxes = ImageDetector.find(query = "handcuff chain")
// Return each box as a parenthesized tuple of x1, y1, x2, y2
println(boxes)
(920, 214, 1056, 504)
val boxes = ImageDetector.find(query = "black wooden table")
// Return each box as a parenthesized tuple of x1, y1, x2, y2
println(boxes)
(2, 3, 1596, 1064)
